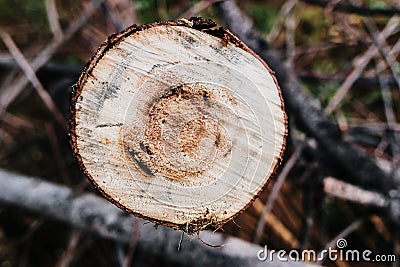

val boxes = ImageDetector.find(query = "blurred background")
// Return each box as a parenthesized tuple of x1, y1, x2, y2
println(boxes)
(0, 0, 399, 266)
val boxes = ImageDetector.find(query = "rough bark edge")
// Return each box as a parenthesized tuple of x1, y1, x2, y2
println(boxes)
(69, 17, 288, 232)
(0, 168, 316, 267)
(215, 1, 398, 194)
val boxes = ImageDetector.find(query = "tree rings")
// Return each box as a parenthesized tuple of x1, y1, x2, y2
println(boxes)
(70, 18, 287, 233)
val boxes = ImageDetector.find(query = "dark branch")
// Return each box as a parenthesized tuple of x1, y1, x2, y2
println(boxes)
(215, 0, 398, 195)
(0, 168, 315, 267)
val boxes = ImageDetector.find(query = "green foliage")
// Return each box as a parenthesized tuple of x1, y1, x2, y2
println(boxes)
(363, 90, 383, 106)
(0, 0, 47, 25)
(302, 79, 340, 108)
(368, 0, 388, 9)
(246, 3, 279, 34)
(312, 60, 338, 74)
(135, 0, 154, 11)
(296, 7, 328, 45)
(135, 0, 159, 23)
(0, 0, 50, 43)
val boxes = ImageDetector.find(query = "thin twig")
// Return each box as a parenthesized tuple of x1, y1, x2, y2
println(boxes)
(116, 243, 125, 267)
(294, 42, 336, 58)
(0, 31, 67, 130)
(317, 219, 363, 263)
(373, 38, 400, 76)
(123, 222, 140, 267)
(45, 122, 71, 183)
(253, 145, 304, 244)
(55, 230, 83, 267)
(18, 219, 45, 267)
(362, 14, 400, 179)
(267, 0, 298, 43)
(284, 2, 297, 66)
(297, 69, 399, 88)
(1, 111, 34, 129)
(323, 176, 388, 207)
(177, 0, 224, 19)
(298, 163, 319, 250)
(376, 63, 397, 133)
(362, 17, 400, 90)
(0, 60, 19, 92)
(324, 16, 400, 115)
(216, 0, 396, 196)
(376, 63, 400, 180)
(252, 198, 300, 248)
(0, 0, 103, 114)
(301, 0, 400, 16)
(45, 0, 63, 39)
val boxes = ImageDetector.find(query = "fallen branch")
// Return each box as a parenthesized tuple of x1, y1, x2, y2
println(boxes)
(325, 16, 399, 114)
(0, 31, 67, 129)
(254, 145, 303, 244)
(323, 177, 388, 208)
(362, 17, 400, 91)
(216, 0, 398, 195)
(0, 0, 103, 115)
(0, 168, 315, 267)
(45, 0, 63, 39)
(322, 176, 400, 224)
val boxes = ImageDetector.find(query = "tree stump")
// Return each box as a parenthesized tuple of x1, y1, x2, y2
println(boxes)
(70, 18, 287, 233)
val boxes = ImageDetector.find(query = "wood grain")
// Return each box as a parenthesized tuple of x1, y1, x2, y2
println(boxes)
(70, 18, 287, 233)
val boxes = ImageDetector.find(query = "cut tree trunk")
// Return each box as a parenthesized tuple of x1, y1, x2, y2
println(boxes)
(70, 18, 287, 233)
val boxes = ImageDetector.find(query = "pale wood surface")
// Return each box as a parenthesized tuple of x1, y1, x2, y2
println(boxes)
(71, 20, 287, 231)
